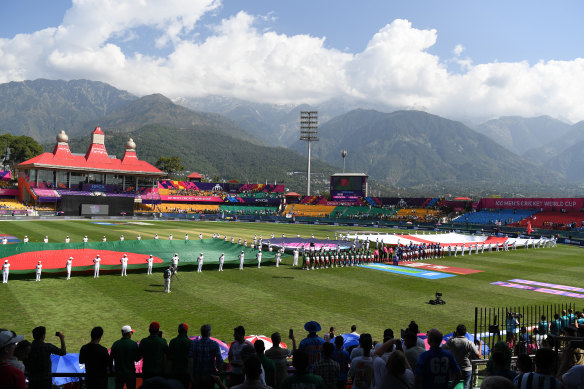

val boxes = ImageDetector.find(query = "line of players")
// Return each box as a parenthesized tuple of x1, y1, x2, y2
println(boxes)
(301, 248, 376, 270)
(395, 242, 445, 262)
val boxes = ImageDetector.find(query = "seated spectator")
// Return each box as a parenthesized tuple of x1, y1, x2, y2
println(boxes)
(374, 350, 414, 389)
(281, 350, 325, 389)
(557, 340, 584, 377)
(515, 348, 562, 388)
(231, 355, 272, 389)
(27, 326, 67, 389)
(313, 342, 340, 389)
(0, 329, 26, 389)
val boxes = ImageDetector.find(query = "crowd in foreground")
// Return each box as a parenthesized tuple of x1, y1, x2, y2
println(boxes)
(1, 318, 584, 389)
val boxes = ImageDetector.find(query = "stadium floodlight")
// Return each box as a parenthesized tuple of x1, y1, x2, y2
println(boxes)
(299, 111, 319, 196)
(341, 149, 347, 173)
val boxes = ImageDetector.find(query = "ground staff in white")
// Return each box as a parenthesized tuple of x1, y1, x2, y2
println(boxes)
(2, 260, 9, 283)
(147, 255, 153, 275)
(93, 255, 101, 277)
(239, 251, 245, 270)
(172, 253, 179, 271)
(121, 254, 128, 276)
(66, 257, 73, 280)
(257, 251, 262, 268)
(35, 261, 42, 281)
(197, 253, 204, 273)
(219, 253, 225, 271)
(275, 251, 281, 267)
(293, 248, 299, 267)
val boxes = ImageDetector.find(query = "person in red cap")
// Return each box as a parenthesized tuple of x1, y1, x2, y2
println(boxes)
(169, 323, 192, 389)
(110, 325, 139, 389)
(139, 322, 169, 381)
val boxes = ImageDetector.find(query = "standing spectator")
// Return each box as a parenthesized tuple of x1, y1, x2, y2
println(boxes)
(514, 348, 563, 388)
(281, 350, 325, 389)
(265, 332, 295, 389)
(562, 364, 584, 389)
(27, 326, 67, 389)
(414, 328, 460, 389)
(441, 324, 481, 389)
(348, 334, 374, 389)
(331, 336, 350, 389)
(255, 339, 276, 388)
(110, 325, 140, 389)
(139, 322, 169, 381)
(229, 326, 253, 386)
(169, 323, 192, 389)
(189, 324, 224, 389)
(79, 326, 110, 389)
(403, 331, 425, 370)
(0, 330, 26, 389)
(313, 342, 340, 389)
(299, 321, 325, 372)
(374, 350, 414, 389)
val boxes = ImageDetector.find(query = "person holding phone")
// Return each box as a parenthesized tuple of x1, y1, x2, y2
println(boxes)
(27, 326, 67, 388)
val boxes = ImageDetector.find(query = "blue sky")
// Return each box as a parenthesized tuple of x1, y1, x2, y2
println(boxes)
(1, 0, 584, 121)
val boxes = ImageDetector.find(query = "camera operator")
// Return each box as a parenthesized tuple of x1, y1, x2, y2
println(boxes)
(505, 312, 521, 336)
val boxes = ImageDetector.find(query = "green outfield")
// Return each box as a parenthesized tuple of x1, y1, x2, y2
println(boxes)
(0, 219, 582, 352)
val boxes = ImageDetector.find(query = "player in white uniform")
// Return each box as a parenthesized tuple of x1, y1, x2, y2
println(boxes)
(239, 251, 245, 270)
(154, 234, 159, 240)
(1, 237, 7, 244)
(256, 251, 262, 268)
(137, 234, 141, 241)
(218, 253, 225, 271)
(169, 234, 173, 240)
(102, 236, 106, 242)
(293, 248, 299, 267)
(147, 255, 154, 275)
(2, 260, 10, 283)
(23, 235, 29, 243)
(44, 236, 49, 243)
(199, 233, 203, 240)
(275, 251, 281, 267)
(172, 253, 179, 271)
(196, 253, 204, 273)
(35, 261, 42, 281)
(65, 236, 70, 244)
(93, 255, 101, 277)
(66, 257, 73, 280)
(120, 235, 125, 241)
(83, 235, 88, 243)
(121, 254, 128, 276)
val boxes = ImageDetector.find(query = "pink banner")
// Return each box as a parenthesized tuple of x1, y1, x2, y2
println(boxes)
(0, 188, 18, 196)
(479, 198, 584, 211)
(159, 195, 224, 202)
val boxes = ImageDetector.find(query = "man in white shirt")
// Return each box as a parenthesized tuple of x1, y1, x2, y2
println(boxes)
(66, 257, 73, 280)
(137, 234, 141, 241)
(199, 233, 203, 240)
(23, 235, 29, 243)
(83, 235, 88, 243)
(348, 334, 374, 389)
(147, 255, 153, 275)
(2, 260, 10, 283)
(197, 253, 204, 273)
(93, 255, 101, 277)
(275, 251, 281, 268)
(102, 236, 106, 242)
(239, 251, 245, 270)
(154, 234, 159, 240)
(219, 253, 225, 271)
(172, 253, 179, 271)
(169, 234, 173, 240)
(65, 236, 70, 244)
(121, 254, 128, 276)
(293, 248, 299, 267)
(256, 251, 262, 268)
(35, 261, 42, 281)
(120, 235, 124, 241)
(43, 236, 49, 243)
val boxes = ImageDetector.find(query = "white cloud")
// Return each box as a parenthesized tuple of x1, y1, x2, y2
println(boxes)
(1, 0, 584, 122)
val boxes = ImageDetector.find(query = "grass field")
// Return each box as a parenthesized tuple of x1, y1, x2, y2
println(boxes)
(1, 219, 583, 352)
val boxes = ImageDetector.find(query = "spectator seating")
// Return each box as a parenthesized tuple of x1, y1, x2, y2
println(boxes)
(396, 208, 439, 219)
(219, 205, 278, 215)
(0, 199, 28, 209)
(156, 203, 220, 213)
(517, 211, 584, 230)
(452, 209, 536, 225)
(284, 204, 336, 217)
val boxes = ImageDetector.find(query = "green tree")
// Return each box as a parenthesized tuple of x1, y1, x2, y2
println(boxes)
(0, 134, 44, 169)
(155, 156, 184, 179)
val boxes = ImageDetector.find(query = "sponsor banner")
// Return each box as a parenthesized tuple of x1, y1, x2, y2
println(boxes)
(239, 197, 281, 205)
(0, 209, 27, 215)
(492, 281, 584, 299)
(360, 263, 455, 279)
(401, 262, 483, 275)
(479, 198, 584, 211)
(0, 188, 18, 196)
(160, 195, 224, 202)
(508, 279, 584, 293)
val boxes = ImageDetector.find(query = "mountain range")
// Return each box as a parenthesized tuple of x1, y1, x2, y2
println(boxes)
(1, 78, 583, 196)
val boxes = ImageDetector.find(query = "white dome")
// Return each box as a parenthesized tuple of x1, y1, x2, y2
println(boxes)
(56, 130, 69, 143)
(126, 138, 136, 150)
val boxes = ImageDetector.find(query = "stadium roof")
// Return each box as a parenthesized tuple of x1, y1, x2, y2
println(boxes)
(187, 172, 203, 179)
(18, 128, 164, 176)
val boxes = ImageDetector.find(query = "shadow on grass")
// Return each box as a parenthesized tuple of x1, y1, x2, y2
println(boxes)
(272, 276, 294, 279)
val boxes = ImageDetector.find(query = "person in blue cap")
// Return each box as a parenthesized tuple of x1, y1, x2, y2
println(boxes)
(299, 321, 325, 372)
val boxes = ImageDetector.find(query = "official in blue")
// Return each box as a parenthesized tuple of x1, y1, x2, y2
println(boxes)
(414, 328, 460, 389)
(298, 321, 325, 373)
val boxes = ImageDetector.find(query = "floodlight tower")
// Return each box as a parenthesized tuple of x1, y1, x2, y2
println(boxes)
(299, 111, 319, 196)
(341, 149, 347, 173)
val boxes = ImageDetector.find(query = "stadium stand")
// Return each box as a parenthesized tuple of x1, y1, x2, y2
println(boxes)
(452, 209, 537, 225)
(284, 204, 336, 217)
(0, 199, 27, 210)
(517, 211, 584, 230)
(156, 203, 220, 213)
